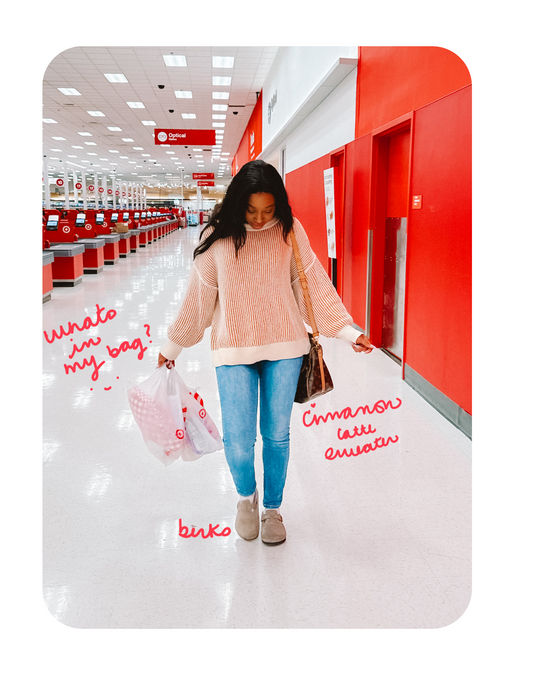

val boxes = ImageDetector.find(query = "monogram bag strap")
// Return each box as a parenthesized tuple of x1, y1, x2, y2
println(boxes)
(290, 230, 319, 338)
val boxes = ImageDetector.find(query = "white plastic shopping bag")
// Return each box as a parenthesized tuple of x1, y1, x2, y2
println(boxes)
(177, 378, 223, 461)
(127, 365, 186, 465)
(127, 366, 222, 465)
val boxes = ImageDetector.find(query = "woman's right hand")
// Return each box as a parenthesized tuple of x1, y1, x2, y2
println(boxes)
(158, 353, 175, 368)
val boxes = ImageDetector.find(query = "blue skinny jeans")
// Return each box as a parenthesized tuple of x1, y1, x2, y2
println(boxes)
(215, 356, 303, 510)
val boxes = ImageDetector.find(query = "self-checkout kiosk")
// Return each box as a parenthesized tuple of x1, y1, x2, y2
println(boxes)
(117, 228, 132, 258)
(76, 237, 106, 274)
(137, 211, 150, 247)
(42, 250, 54, 302)
(47, 243, 86, 287)
(129, 211, 141, 252)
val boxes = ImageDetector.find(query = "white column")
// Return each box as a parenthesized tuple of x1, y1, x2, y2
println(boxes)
(111, 176, 116, 209)
(72, 170, 78, 206)
(43, 157, 51, 209)
(81, 171, 87, 210)
(102, 176, 108, 210)
(63, 162, 69, 209)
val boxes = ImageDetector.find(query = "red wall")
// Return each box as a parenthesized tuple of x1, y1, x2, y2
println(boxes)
(285, 47, 472, 417)
(405, 85, 472, 413)
(285, 153, 331, 269)
(356, 46, 471, 138)
(342, 136, 371, 326)
(232, 92, 263, 175)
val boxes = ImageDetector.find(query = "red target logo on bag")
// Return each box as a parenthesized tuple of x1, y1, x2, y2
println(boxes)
(176, 429, 185, 439)
(199, 409, 206, 419)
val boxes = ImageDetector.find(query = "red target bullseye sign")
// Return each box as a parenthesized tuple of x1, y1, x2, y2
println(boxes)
(88, 185, 95, 192)
(56, 179, 64, 187)
(75, 182, 82, 190)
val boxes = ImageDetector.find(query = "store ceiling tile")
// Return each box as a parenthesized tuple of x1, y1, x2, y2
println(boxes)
(43, 46, 278, 191)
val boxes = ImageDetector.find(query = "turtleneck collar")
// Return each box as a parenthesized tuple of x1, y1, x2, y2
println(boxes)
(244, 217, 280, 232)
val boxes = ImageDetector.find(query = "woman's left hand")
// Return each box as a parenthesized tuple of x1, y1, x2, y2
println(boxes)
(352, 334, 373, 354)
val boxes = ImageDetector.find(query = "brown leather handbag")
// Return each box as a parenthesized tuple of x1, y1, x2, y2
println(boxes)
(290, 230, 334, 404)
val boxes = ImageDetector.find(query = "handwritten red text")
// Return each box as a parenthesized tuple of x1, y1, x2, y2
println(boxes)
(325, 435, 399, 460)
(106, 337, 147, 361)
(64, 355, 106, 382)
(337, 424, 376, 440)
(44, 304, 117, 344)
(68, 337, 102, 359)
(178, 518, 231, 539)
(303, 398, 402, 428)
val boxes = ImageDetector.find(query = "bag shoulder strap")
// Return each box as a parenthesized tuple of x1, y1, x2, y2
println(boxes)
(290, 229, 319, 339)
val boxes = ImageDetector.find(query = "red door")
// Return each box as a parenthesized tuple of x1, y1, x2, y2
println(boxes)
(369, 123, 411, 361)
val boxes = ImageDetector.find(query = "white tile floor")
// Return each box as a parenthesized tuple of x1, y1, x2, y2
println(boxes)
(42, 224, 471, 629)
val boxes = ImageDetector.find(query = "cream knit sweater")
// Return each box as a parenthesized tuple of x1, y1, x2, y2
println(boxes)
(160, 217, 362, 366)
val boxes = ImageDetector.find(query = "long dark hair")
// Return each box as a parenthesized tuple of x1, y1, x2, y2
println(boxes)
(193, 159, 293, 259)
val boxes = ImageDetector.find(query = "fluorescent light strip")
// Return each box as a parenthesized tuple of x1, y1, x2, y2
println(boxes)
(164, 55, 187, 66)
(212, 56, 234, 68)
(104, 73, 128, 83)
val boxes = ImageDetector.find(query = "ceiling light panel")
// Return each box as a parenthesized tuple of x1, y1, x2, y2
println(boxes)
(175, 91, 193, 98)
(212, 56, 235, 68)
(164, 55, 187, 66)
(104, 73, 128, 83)
(42, 46, 280, 185)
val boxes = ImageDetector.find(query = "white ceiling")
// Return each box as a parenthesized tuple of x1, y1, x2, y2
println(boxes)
(42, 46, 279, 194)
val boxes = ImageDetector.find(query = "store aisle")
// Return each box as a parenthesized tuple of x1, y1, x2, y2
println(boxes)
(42, 225, 471, 629)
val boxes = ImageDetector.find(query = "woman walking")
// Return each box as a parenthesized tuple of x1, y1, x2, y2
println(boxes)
(158, 160, 372, 545)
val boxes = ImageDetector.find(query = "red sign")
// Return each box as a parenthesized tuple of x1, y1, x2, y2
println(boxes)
(154, 129, 216, 146)
(193, 173, 215, 180)
(98, 187, 104, 193)
(75, 182, 82, 190)
(115, 190, 120, 196)
(56, 178, 64, 187)
(107, 189, 113, 195)
(197, 180, 215, 187)
(88, 184, 95, 192)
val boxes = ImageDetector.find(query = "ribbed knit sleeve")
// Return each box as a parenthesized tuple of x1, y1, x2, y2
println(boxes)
(160, 250, 218, 360)
(290, 218, 355, 339)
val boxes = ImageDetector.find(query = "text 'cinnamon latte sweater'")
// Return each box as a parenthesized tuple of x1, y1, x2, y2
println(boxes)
(160, 217, 362, 367)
